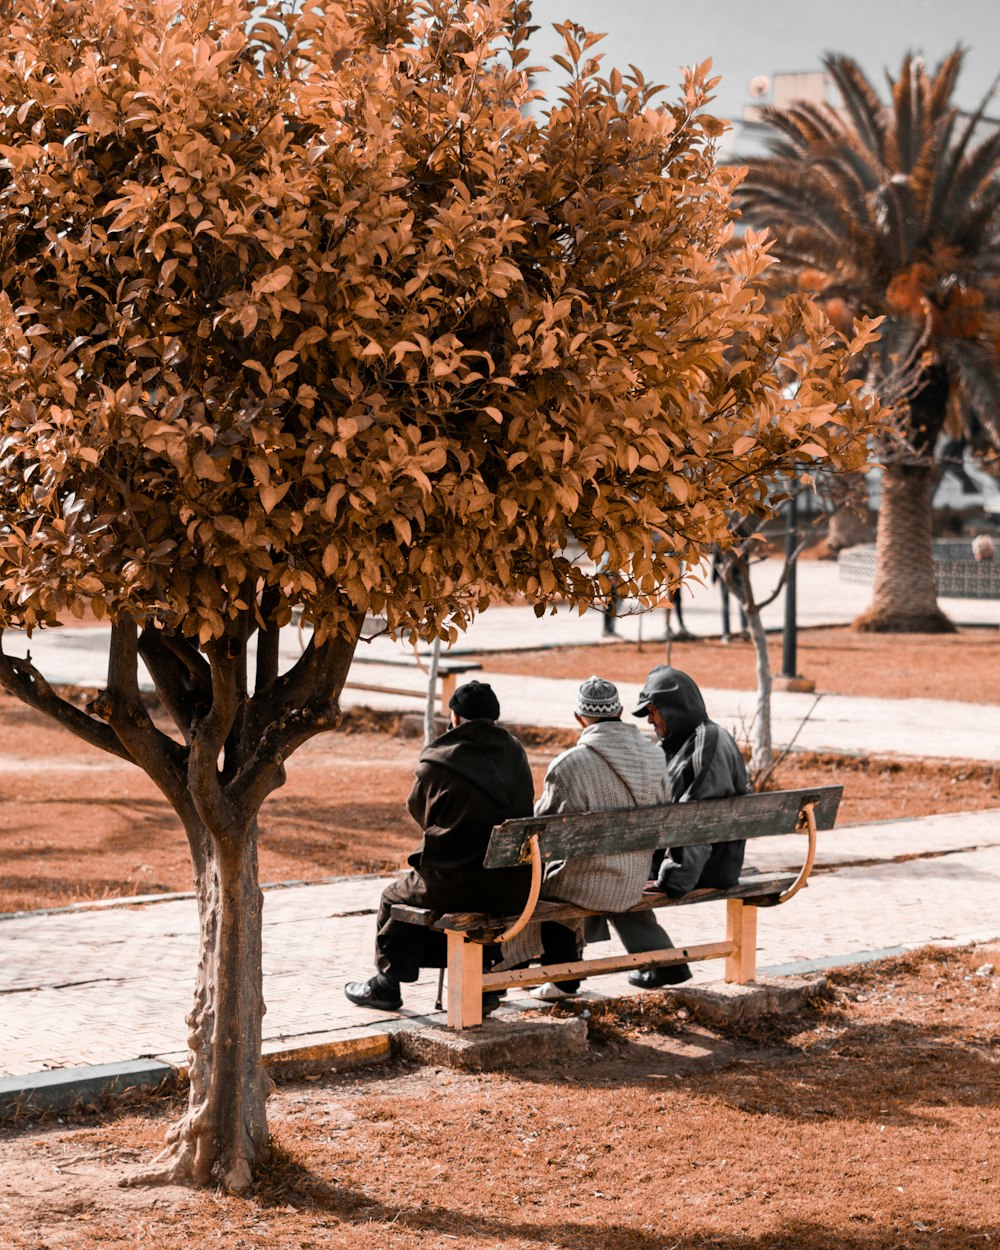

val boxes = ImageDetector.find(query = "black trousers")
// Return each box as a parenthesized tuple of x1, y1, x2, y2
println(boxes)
(374, 870, 447, 983)
(584, 911, 675, 954)
(374, 870, 503, 984)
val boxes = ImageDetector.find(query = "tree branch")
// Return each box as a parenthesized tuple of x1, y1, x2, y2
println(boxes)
(253, 587, 281, 696)
(97, 620, 188, 805)
(236, 612, 365, 813)
(138, 626, 212, 743)
(0, 632, 134, 762)
(188, 642, 242, 836)
(730, 535, 810, 612)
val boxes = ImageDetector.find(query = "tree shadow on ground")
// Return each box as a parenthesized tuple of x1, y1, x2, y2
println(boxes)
(258, 795, 412, 870)
(0, 798, 179, 852)
(250, 1148, 988, 1250)
(512, 1005, 998, 1128)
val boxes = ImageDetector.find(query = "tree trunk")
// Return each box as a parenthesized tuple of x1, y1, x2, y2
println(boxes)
(739, 566, 773, 779)
(854, 462, 955, 633)
(131, 816, 272, 1191)
(721, 555, 772, 779)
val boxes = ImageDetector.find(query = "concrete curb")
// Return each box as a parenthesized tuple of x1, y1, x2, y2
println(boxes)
(393, 1011, 588, 1071)
(760, 930, 1000, 977)
(0, 1031, 395, 1121)
(667, 975, 828, 1028)
(0, 1060, 178, 1120)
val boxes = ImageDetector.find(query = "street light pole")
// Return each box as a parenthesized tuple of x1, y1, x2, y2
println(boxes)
(774, 485, 816, 693)
(781, 490, 798, 679)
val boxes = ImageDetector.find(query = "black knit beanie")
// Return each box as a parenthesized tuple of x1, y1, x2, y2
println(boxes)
(449, 680, 501, 721)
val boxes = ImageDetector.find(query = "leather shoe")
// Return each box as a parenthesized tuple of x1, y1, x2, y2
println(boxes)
(344, 976, 403, 1011)
(628, 965, 693, 989)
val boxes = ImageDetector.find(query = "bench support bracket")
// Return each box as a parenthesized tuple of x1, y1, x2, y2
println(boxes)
(776, 801, 817, 905)
(495, 834, 542, 945)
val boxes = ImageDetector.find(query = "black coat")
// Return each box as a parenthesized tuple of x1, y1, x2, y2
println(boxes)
(405, 718, 535, 913)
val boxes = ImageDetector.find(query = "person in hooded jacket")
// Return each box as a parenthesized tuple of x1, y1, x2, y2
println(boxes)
(586, 664, 749, 988)
(344, 680, 534, 1012)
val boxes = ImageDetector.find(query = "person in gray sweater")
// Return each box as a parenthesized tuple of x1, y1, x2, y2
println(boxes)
(527, 675, 671, 1000)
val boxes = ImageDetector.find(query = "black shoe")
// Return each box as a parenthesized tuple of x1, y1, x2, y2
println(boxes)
(628, 965, 693, 989)
(482, 990, 504, 1016)
(345, 975, 403, 1011)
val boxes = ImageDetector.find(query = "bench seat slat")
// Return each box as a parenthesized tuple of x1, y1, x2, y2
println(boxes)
(389, 871, 798, 934)
(482, 786, 841, 868)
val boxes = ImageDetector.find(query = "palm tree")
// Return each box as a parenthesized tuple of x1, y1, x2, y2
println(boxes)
(739, 51, 1000, 631)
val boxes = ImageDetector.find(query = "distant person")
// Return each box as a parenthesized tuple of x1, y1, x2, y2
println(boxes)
(665, 569, 693, 641)
(588, 665, 749, 987)
(345, 681, 534, 1013)
(526, 676, 671, 1001)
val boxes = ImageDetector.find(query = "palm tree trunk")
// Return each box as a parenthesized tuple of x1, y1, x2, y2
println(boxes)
(854, 462, 954, 632)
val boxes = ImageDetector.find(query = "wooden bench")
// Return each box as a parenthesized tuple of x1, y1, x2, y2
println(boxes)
(391, 785, 842, 1029)
(345, 654, 482, 713)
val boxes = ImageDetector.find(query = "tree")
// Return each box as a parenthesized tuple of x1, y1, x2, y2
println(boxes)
(738, 51, 1000, 631)
(0, 0, 877, 1189)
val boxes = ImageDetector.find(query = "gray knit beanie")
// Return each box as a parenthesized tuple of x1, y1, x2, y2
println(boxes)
(575, 675, 623, 719)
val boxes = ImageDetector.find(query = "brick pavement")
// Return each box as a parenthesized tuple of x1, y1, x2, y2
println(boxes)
(3, 810, 998, 1080)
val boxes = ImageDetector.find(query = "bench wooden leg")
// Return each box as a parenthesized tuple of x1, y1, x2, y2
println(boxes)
(440, 672, 457, 714)
(446, 930, 483, 1029)
(725, 899, 758, 983)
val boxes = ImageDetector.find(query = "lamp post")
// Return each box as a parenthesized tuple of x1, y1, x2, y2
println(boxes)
(780, 489, 798, 679)
(774, 485, 816, 693)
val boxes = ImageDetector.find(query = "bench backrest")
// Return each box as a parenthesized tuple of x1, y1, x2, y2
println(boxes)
(482, 785, 842, 869)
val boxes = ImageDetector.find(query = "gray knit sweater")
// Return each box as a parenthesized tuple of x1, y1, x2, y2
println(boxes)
(535, 719, 670, 911)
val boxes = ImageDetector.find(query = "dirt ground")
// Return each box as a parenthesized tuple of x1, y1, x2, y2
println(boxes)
(2, 626, 999, 914)
(1, 945, 996, 1249)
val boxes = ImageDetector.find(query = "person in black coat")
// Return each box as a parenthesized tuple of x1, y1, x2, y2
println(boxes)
(345, 681, 534, 1012)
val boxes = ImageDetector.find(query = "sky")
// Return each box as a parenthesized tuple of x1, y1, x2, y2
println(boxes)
(527, 0, 1000, 138)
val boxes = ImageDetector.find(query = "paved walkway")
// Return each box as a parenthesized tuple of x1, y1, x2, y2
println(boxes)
(3, 810, 998, 1079)
(2, 556, 997, 686)
(2, 557, 998, 764)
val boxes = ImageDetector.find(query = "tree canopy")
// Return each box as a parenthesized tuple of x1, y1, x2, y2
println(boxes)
(0, 0, 877, 651)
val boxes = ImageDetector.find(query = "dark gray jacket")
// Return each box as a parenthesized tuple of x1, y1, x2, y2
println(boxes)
(650, 670, 749, 896)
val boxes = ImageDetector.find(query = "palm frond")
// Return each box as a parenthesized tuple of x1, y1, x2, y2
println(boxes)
(824, 54, 888, 161)
(937, 125, 1000, 242)
(928, 69, 1000, 230)
(940, 338, 1000, 444)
